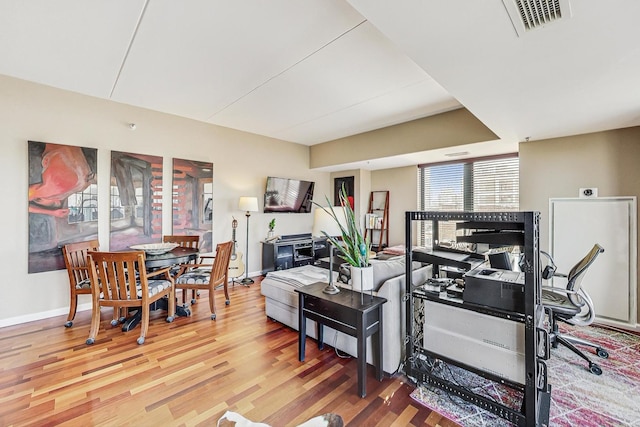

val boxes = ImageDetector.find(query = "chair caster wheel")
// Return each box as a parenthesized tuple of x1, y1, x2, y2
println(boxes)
(119, 317, 126, 323)
(589, 363, 603, 375)
(137, 337, 145, 345)
(166, 316, 175, 323)
(110, 319, 119, 326)
(225, 300, 230, 305)
(191, 298, 197, 304)
(596, 348, 609, 358)
(210, 314, 216, 320)
(65, 321, 73, 328)
(86, 338, 95, 345)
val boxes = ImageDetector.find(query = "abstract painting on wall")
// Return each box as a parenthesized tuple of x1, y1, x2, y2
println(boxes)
(172, 158, 213, 253)
(28, 141, 98, 273)
(109, 151, 163, 251)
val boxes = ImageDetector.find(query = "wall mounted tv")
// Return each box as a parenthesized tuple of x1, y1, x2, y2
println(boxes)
(264, 177, 315, 213)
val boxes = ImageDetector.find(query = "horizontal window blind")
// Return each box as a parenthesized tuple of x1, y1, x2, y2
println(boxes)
(417, 155, 519, 247)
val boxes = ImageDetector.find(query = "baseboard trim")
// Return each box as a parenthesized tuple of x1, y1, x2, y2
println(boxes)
(0, 272, 262, 329)
(0, 303, 92, 328)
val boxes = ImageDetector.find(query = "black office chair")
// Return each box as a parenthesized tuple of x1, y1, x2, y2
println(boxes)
(541, 243, 608, 375)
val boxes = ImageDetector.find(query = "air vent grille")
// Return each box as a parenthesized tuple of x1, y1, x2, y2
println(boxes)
(516, 0, 561, 30)
(503, 0, 571, 36)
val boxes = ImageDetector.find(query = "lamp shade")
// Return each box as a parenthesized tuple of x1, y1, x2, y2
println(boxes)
(238, 196, 259, 213)
(313, 206, 346, 238)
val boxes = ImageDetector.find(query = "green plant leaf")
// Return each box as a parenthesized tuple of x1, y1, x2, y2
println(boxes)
(312, 184, 370, 267)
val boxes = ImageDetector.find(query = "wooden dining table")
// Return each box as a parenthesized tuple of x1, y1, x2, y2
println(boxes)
(144, 246, 199, 269)
(121, 246, 199, 331)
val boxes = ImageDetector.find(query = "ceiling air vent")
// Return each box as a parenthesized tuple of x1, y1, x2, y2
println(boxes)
(502, 0, 571, 36)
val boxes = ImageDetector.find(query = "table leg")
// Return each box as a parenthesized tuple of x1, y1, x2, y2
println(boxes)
(121, 309, 142, 332)
(317, 322, 324, 350)
(357, 313, 366, 398)
(122, 298, 189, 331)
(155, 297, 190, 317)
(298, 293, 306, 362)
(377, 306, 384, 381)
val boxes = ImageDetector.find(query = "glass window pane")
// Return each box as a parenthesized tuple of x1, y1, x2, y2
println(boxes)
(418, 156, 519, 247)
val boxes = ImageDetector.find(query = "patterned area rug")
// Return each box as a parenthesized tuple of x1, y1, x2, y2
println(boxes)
(410, 324, 640, 426)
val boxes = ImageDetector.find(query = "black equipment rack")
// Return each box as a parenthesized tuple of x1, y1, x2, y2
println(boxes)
(404, 211, 551, 427)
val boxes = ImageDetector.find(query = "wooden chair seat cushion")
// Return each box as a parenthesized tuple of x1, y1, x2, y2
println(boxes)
(176, 270, 210, 285)
(75, 278, 92, 290)
(97, 279, 173, 299)
(143, 280, 173, 298)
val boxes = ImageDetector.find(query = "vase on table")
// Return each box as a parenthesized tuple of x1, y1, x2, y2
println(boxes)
(350, 265, 374, 292)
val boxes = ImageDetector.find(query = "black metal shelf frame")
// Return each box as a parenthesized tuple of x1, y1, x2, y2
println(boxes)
(404, 211, 551, 427)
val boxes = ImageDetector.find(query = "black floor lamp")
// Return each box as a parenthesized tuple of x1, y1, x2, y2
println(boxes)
(238, 196, 259, 286)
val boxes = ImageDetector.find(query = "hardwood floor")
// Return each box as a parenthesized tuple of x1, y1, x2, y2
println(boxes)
(0, 276, 458, 427)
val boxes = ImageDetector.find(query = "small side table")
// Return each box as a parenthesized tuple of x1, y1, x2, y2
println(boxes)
(296, 282, 387, 398)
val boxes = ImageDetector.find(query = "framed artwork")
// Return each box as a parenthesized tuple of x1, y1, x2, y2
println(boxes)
(172, 158, 213, 252)
(28, 141, 98, 273)
(334, 176, 354, 209)
(109, 151, 163, 251)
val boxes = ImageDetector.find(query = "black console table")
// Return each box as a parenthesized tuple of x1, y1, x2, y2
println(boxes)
(261, 235, 329, 274)
(296, 282, 387, 398)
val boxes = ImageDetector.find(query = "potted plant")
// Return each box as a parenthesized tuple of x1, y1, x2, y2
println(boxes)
(315, 185, 372, 291)
(267, 218, 276, 239)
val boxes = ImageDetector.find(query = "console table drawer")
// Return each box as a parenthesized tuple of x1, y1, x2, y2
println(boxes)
(304, 296, 357, 330)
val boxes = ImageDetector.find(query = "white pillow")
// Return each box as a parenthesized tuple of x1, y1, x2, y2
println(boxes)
(217, 411, 343, 427)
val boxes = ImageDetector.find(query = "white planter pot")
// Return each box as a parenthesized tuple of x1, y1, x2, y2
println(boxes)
(350, 265, 374, 291)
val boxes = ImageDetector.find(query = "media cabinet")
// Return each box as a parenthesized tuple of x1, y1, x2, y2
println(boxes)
(261, 234, 329, 274)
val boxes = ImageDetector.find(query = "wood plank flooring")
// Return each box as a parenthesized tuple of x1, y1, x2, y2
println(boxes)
(0, 277, 458, 427)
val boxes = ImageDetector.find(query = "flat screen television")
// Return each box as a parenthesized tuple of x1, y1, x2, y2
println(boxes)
(264, 177, 315, 213)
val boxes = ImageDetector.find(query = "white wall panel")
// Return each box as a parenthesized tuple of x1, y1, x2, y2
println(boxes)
(550, 197, 637, 327)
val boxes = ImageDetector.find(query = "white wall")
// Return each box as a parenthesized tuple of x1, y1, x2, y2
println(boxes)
(519, 127, 640, 324)
(0, 75, 330, 326)
(11, 71, 639, 329)
(371, 165, 417, 246)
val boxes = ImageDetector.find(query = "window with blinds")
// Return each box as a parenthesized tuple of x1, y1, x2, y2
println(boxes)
(417, 155, 519, 247)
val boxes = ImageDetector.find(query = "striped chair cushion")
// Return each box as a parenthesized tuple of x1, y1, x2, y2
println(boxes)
(95, 280, 171, 299)
(176, 269, 211, 285)
(136, 279, 172, 298)
(75, 278, 92, 290)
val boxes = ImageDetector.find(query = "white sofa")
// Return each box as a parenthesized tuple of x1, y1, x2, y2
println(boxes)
(260, 259, 432, 375)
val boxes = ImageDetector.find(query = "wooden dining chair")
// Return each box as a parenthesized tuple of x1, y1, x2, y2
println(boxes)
(163, 234, 201, 302)
(62, 239, 101, 328)
(163, 234, 200, 249)
(85, 250, 176, 345)
(175, 241, 233, 320)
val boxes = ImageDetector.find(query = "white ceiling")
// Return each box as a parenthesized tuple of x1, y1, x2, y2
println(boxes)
(1, 1, 639, 170)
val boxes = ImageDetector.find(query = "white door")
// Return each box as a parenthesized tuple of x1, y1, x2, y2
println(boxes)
(550, 197, 637, 326)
